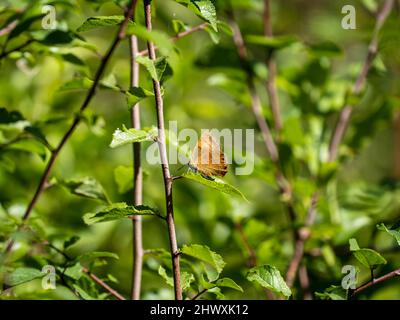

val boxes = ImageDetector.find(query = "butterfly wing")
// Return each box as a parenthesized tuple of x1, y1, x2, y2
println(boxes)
(189, 132, 228, 177)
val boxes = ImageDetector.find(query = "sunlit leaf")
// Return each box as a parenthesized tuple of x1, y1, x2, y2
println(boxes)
(181, 244, 225, 275)
(377, 223, 400, 246)
(83, 202, 160, 224)
(247, 265, 291, 297)
(58, 177, 109, 203)
(5, 268, 44, 286)
(110, 125, 158, 148)
(182, 171, 247, 201)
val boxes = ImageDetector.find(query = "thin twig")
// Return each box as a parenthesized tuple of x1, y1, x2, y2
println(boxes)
(143, 0, 182, 300)
(137, 23, 208, 57)
(3, 0, 138, 256)
(83, 267, 126, 300)
(45, 241, 126, 300)
(352, 267, 400, 296)
(298, 264, 312, 300)
(328, 0, 395, 161)
(0, 39, 35, 60)
(284, 0, 394, 288)
(191, 288, 208, 300)
(127, 0, 144, 301)
(263, 0, 282, 132)
(0, 19, 18, 37)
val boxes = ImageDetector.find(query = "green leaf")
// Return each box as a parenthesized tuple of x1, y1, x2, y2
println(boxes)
(315, 285, 347, 300)
(349, 238, 387, 269)
(58, 77, 93, 91)
(58, 177, 109, 203)
(126, 86, 154, 107)
(181, 244, 225, 275)
(63, 236, 80, 249)
(307, 41, 343, 57)
(136, 56, 169, 82)
(246, 35, 298, 50)
(377, 223, 400, 246)
(110, 125, 158, 148)
(5, 267, 44, 286)
(215, 278, 243, 292)
(113, 165, 133, 194)
(77, 15, 126, 32)
(77, 251, 119, 263)
(158, 265, 194, 291)
(182, 171, 247, 201)
(9, 14, 45, 39)
(246, 265, 291, 298)
(73, 284, 95, 300)
(83, 202, 160, 224)
(176, 0, 217, 31)
(39, 30, 75, 45)
(7, 139, 47, 160)
(64, 263, 83, 280)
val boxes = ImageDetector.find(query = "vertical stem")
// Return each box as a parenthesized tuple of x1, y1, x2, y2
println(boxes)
(143, 0, 182, 300)
(128, 1, 143, 300)
(3, 1, 138, 257)
(263, 0, 282, 132)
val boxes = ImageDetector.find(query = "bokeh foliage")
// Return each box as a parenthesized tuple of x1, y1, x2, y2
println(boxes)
(0, 0, 400, 300)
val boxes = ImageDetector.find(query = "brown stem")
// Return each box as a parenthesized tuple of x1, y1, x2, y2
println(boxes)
(83, 268, 126, 300)
(352, 267, 400, 296)
(285, 0, 394, 289)
(3, 1, 138, 256)
(328, 0, 394, 161)
(298, 264, 312, 300)
(263, 0, 282, 132)
(45, 242, 126, 300)
(0, 19, 18, 37)
(143, 0, 182, 300)
(137, 23, 208, 57)
(128, 1, 143, 301)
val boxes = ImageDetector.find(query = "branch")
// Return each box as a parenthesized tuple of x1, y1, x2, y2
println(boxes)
(352, 267, 400, 296)
(328, 0, 394, 162)
(284, 0, 394, 288)
(0, 19, 18, 37)
(83, 267, 126, 300)
(45, 241, 126, 300)
(229, 8, 302, 284)
(3, 0, 138, 256)
(137, 22, 208, 57)
(143, 0, 182, 300)
(0, 39, 35, 60)
(128, 2, 144, 301)
(263, 0, 282, 132)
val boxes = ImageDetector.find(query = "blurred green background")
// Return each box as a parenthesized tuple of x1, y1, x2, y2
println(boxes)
(0, 0, 400, 300)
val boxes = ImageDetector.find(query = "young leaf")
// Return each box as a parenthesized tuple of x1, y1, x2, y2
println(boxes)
(77, 15, 126, 32)
(110, 125, 158, 148)
(182, 171, 247, 201)
(64, 263, 83, 280)
(83, 202, 160, 224)
(5, 268, 44, 286)
(377, 223, 400, 246)
(136, 56, 169, 82)
(176, 0, 218, 31)
(73, 284, 96, 300)
(158, 265, 194, 291)
(77, 251, 119, 263)
(126, 86, 154, 107)
(349, 238, 387, 269)
(215, 278, 243, 292)
(246, 35, 298, 50)
(246, 265, 292, 298)
(315, 285, 347, 300)
(113, 165, 133, 193)
(58, 177, 109, 203)
(181, 244, 226, 275)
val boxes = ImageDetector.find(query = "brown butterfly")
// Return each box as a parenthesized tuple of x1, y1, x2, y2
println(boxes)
(188, 132, 228, 178)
